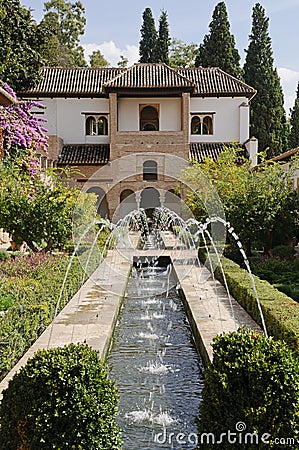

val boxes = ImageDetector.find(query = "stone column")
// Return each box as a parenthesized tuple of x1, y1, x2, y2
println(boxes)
(181, 92, 190, 160)
(109, 93, 118, 161)
(135, 191, 142, 209)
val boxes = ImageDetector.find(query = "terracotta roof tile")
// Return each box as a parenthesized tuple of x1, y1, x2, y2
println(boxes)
(179, 67, 256, 98)
(103, 63, 195, 91)
(23, 67, 124, 96)
(190, 142, 247, 163)
(21, 64, 255, 98)
(58, 144, 110, 165)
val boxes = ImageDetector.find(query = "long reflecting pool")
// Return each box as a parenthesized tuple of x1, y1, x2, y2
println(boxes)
(108, 260, 204, 449)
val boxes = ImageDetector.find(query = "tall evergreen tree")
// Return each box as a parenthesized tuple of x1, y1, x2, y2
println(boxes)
(156, 10, 170, 64)
(139, 8, 157, 63)
(195, 2, 242, 79)
(0, 0, 45, 91)
(289, 82, 299, 149)
(244, 3, 287, 158)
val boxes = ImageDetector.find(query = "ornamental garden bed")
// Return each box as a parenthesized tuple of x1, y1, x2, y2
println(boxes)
(0, 252, 84, 381)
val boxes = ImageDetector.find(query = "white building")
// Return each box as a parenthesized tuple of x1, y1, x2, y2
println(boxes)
(21, 63, 257, 218)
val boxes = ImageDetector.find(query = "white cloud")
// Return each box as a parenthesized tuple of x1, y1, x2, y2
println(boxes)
(83, 41, 139, 67)
(278, 67, 299, 83)
(278, 67, 299, 115)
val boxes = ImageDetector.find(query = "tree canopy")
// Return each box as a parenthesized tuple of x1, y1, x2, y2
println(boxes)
(289, 82, 299, 150)
(89, 50, 110, 68)
(156, 10, 171, 64)
(0, 0, 45, 91)
(139, 7, 157, 63)
(39, 0, 87, 67)
(182, 148, 299, 256)
(244, 3, 287, 158)
(168, 39, 198, 68)
(195, 2, 242, 79)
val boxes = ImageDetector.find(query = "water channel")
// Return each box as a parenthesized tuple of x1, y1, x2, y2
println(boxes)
(107, 232, 205, 449)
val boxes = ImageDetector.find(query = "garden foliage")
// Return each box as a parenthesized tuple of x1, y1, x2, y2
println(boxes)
(199, 328, 299, 449)
(0, 343, 122, 449)
(0, 253, 84, 379)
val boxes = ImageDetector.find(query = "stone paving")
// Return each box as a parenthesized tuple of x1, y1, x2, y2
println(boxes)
(0, 230, 261, 398)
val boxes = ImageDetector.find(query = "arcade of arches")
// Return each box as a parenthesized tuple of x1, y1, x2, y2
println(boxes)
(86, 186, 181, 219)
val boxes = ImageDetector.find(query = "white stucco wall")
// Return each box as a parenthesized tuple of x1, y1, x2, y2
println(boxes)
(118, 97, 181, 131)
(190, 97, 249, 143)
(39, 98, 110, 144)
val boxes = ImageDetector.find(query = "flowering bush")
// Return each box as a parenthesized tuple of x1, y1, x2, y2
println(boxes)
(0, 83, 48, 160)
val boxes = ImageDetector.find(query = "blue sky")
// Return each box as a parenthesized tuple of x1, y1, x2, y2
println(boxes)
(23, 0, 299, 114)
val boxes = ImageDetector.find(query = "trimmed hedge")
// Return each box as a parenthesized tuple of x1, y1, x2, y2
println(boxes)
(199, 248, 299, 355)
(199, 328, 299, 449)
(0, 344, 122, 449)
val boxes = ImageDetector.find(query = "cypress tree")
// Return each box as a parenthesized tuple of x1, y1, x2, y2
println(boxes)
(195, 2, 242, 79)
(289, 82, 299, 149)
(156, 10, 170, 64)
(244, 3, 287, 158)
(139, 7, 157, 63)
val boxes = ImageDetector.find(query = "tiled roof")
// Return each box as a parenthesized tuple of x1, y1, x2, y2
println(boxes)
(179, 67, 256, 98)
(0, 86, 17, 106)
(58, 144, 110, 165)
(190, 142, 247, 163)
(23, 67, 124, 96)
(103, 63, 195, 91)
(21, 64, 255, 98)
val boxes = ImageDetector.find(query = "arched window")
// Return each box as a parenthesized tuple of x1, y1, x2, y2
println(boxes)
(98, 116, 108, 135)
(191, 116, 201, 135)
(85, 114, 108, 135)
(203, 116, 213, 135)
(86, 116, 97, 135)
(120, 189, 134, 202)
(86, 186, 108, 217)
(140, 105, 159, 131)
(140, 187, 161, 217)
(191, 114, 214, 135)
(143, 160, 157, 181)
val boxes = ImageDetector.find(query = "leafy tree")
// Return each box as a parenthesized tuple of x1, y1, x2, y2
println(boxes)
(139, 7, 157, 63)
(89, 49, 110, 68)
(39, 0, 87, 67)
(195, 2, 242, 79)
(244, 3, 287, 158)
(117, 55, 129, 68)
(182, 148, 299, 256)
(169, 38, 198, 68)
(289, 82, 299, 149)
(0, 161, 84, 252)
(156, 10, 170, 64)
(0, 0, 45, 91)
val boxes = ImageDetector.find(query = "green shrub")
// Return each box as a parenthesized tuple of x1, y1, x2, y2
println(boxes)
(0, 344, 122, 450)
(218, 257, 299, 354)
(272, 244, 294, 260)
(199, 328, 299, 449)
(196, 249, 299, 355)
(0, 254, 84, 379)
(0, 249, 9, 262)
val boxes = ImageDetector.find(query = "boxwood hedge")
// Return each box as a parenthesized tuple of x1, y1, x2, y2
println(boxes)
(199, 248, 299, 355)
(0, 344, 122, 450)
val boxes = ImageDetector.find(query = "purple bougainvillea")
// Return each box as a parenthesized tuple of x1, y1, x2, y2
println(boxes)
(0, 83, 48, 158)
